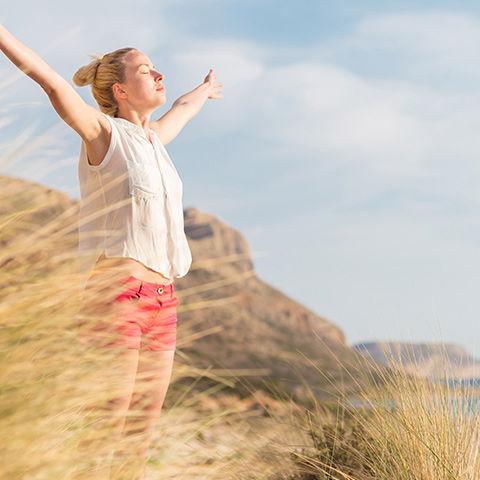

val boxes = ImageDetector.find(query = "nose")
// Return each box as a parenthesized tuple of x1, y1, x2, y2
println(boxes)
(155, 71, 164, 82)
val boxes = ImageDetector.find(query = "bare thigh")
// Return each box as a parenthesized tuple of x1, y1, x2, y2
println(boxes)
(122, 348, 176, 438)
(109, 349, 176, 480)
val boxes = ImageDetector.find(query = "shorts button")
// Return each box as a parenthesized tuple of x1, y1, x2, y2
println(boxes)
(157, 287, 164, 294)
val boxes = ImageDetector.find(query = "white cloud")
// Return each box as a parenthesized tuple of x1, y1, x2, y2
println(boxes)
(5, 6, 480, 206)
(4, 5, 480, 201)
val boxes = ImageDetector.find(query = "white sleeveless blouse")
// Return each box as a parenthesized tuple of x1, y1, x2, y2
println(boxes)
(77, 112, 192, 281)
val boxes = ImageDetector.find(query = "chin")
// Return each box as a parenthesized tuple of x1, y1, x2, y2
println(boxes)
(156, 97, 167, 107)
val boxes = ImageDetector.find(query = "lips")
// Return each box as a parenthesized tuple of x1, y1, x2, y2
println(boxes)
(156, 86, 165, 91)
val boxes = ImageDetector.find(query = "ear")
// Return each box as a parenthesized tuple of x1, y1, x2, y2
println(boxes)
(112, 83, 128, 100)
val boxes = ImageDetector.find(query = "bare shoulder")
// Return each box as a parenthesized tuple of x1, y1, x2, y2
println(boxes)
(43, 76, 114, 167)
(80, 105, 112, 140)
(45, 78, 110, 142)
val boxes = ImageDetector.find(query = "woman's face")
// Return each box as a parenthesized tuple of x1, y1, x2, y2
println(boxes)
(115, 50, 166, 111)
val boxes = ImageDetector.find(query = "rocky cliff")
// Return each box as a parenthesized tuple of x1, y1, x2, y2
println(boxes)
(176, 206, 358, 400)
(1, 174, 379, 403)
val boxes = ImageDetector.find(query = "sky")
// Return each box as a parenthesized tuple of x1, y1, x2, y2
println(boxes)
(2, 0, 480, 357)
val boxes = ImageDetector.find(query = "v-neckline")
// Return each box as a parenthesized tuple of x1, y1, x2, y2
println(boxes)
(113, 116, 156, 146)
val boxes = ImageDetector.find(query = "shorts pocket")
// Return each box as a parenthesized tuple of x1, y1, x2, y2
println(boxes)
(116, 286, 142, 302)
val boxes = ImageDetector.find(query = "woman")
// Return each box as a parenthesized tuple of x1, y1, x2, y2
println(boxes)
(0, 23, 223, 479)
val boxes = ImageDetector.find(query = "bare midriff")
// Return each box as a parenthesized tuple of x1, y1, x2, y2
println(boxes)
(91, 252, 175, 285)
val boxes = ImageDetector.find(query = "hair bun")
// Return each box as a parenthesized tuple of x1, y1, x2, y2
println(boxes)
(72, 53, 105, 87)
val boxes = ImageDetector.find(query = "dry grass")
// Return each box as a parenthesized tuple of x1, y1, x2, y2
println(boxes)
(279, 345, 480, 480)
(0, 145, 306, 479)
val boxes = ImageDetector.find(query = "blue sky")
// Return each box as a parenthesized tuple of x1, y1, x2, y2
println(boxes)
(2, 0, 480, 357)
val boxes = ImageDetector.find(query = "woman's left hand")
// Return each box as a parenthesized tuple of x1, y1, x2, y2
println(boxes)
(203, 68, 224, 99)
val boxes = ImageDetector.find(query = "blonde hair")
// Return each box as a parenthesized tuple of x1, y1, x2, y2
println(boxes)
(72, 47, 136, 117)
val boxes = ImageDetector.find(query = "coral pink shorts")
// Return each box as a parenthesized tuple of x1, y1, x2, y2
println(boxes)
(79, 274, 179, 351)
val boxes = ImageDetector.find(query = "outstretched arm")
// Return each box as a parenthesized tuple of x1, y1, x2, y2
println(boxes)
(151, 68, 223, 145)
(0, 24, 104, 141)
(0, 23, 62, 92)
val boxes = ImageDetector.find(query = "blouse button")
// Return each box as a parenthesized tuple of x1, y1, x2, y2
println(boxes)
(157, 287, 164, 294)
